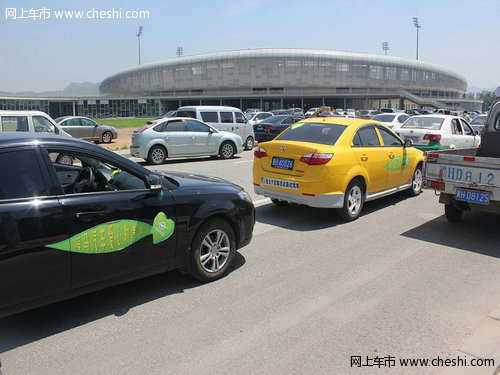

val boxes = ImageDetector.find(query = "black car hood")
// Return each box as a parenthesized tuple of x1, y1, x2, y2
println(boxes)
(159, 171, 240, 190)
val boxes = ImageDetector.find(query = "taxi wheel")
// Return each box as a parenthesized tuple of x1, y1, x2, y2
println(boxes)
(444, 203, 463, 222)
(271, 198, 288, 206)
(337, 179, 364, 221)
(219, 141, 236, 159)
(244, 136, 254, 150)
(189, 218, 236, 282)
(148, 145, 167, 165)
(407, 164, 423, 196)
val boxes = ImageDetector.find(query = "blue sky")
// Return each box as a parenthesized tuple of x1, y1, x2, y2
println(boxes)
(0, 0, 498, 92)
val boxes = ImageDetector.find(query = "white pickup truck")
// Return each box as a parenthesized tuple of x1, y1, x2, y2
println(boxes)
(423, 100, 500, 222)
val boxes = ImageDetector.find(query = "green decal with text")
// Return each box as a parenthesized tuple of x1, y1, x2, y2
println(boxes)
(384, 156, 410, 171)
(46, 212, 174, 254)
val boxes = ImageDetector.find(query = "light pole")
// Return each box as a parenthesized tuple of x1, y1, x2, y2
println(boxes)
(382, 41, 389, 56)
(413, 17, 421, 60)
(176, 46, 183, 58)
(137, 26, 143, 65)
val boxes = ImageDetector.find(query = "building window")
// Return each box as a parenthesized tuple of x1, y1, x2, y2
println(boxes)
(369, 66, 383, 80)
(386, 67, 397, 80)
(400, 69, 409, 81)
(336, 63, 349, 72)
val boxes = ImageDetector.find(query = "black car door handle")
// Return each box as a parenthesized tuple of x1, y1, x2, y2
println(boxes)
(76, 211, 103, 222)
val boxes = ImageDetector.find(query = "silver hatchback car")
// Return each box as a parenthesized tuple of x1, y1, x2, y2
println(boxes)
(130, 117, 244, 165)
(55, 116, 118, 143)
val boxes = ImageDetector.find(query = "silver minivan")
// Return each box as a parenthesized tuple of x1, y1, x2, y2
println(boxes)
(176, 106, 255, 150)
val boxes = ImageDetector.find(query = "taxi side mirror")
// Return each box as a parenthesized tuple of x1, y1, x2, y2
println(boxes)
(404, 139, 413, 148)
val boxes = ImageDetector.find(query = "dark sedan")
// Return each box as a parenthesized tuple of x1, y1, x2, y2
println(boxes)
(0, 133, 254, 318)
(253, 115, 294, 142)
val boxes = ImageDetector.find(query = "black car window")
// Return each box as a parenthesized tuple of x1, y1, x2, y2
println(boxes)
(32, 116, 55, 133)
(0, 150, 46, 199)
(165, 120, 184, 132)
(235, 112, 245, 124)
(186, 119, 210, 132)
(276, 122, 346, 146)
(398, 115, 409, 123)
(1, 116, 28, 132)
(220, 112, 234, 123)
(47, 150, 147, 194)
(176, 110, 196, 119)
(377, 126, 403, 147)
(353, 126, 381, 147)
(200, 112, 219, 123)
(282, 116, 293, 125)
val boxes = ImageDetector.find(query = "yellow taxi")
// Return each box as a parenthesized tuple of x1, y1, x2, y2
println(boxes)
(253, 117, 425, 220)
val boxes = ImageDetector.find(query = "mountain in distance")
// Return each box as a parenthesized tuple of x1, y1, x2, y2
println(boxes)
(61, 82, 100, 95)
(0, 82, 100, 97)
(467, 85, 496, 94)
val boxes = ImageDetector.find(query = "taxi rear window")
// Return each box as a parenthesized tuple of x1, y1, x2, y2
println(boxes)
(401, 116, 444, 130)
(276, 122, 346, 146)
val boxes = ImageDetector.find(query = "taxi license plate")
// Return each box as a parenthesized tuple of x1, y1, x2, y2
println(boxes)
(272, 157, 294, 170)
(455, 188, 490, 205)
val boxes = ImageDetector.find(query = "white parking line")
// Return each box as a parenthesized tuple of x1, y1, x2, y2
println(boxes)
(234, 160, 253, 164)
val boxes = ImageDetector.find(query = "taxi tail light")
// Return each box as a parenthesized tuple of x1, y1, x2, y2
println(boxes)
(300, 153, 333, 165)
(423, 134, 442, 142)
(254, 146, 267, 159)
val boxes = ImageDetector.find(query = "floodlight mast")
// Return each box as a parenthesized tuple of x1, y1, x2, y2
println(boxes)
(413, 17, 421, 60)
(137, 26, 143, 65)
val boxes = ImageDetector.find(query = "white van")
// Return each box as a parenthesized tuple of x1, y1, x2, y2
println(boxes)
(0, 110, 70, 136)
(176, 106, 255, 150)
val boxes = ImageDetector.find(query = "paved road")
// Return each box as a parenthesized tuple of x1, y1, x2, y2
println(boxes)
(1, 151, 499, 374)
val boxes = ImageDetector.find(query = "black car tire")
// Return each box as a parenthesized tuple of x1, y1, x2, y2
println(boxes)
(148, 145, 167, 165)
(444, 203, 463, 222)
(407, 163, 423, 196)
(189, 218, 236, 282)
(337, 179, 364, 221)
(244, 136, 254, 150)
(55, 153, 73, 166)
(219, 141, 236, 159)
(101, 131, 113, 143)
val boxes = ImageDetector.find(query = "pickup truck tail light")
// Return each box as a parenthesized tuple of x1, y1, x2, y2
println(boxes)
(254, 146, 267, 159)
(423, 134, 442, 142)
(428, 180, 445, 190)
(300, 153, 333, 165)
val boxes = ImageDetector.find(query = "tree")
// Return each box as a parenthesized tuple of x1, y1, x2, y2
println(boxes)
(480, 91, 497, 111)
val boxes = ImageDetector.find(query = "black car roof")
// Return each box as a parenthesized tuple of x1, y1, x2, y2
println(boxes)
(0, 133, 151, 175)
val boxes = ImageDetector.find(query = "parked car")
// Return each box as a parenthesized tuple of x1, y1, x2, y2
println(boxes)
(247, 111, 273, 126)
(1, 110, 69, 136)
(176, 106, 255, 150)
(0, 132, 254, 318)
(396, 115, 480, 151)
(157, 110, 178, 119)
(130, 117, 243, 164)
(287, 108, 305, 121)
(379, 108, 396, 113)
(244, 108, 263, 116)
(305, 108, 318, 118)
(253, 115, 294, 142)
(346, 109, 356, 118)
(358, 110, 380, 119)
(335, 109, 345, 115)
(270, 110, 292, 116)
(372, 113, 410, 130)
(253, 118, 425, 221)
(55, 116, 118, 143)
(317, 111, 335, 117)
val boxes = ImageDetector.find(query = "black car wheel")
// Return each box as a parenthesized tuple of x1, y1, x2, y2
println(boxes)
(219, 141, 236, 159)
(407, 163, 423, 196)
(444, 203, 463, 222)
(148, 145, 167, 165)
(101, 131, 113, 143)
(189, 219, 236, 282)
(244, 136, 254, 150)
(337, 179, 364, 221)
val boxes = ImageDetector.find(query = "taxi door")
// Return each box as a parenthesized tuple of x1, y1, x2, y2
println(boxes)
(376, 126, 411, 187)
(351, 125, 388, 194)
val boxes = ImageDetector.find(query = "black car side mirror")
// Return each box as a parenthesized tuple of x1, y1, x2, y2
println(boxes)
(146, 174, 163, 193)
(404, 139, 413, 148)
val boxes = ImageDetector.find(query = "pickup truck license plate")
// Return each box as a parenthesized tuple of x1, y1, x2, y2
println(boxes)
(455, 188, 490, 205)
(272, 157, 294, 170)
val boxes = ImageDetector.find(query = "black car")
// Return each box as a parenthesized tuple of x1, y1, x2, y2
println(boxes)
(253, 115, 294, 142)
(0, 133, 254, 318)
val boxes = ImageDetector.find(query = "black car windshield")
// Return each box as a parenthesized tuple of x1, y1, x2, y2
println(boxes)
(470, 116, 487, 126)
(276, 122, 346, 146)
(263, 115, 289, 124)
(401, 116, 444, 130)
(373, 114, 396, 122)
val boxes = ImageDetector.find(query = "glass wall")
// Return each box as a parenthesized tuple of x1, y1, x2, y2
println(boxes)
(77, 99, 159, 118)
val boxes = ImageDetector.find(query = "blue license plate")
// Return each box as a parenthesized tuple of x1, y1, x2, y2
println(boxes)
(256, 127, 263, 131)
(455, 188, 490, 205)
(272, 157, 294, 170)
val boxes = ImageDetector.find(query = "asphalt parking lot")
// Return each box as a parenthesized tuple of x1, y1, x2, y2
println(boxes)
(1, 150, 499, 374)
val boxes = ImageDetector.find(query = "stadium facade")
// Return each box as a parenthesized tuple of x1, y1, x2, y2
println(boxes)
(1, 49, 481, 118)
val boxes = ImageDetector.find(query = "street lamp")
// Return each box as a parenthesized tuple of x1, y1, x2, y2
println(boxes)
(413, 17, 421, 60)
(137, 26, 143, 65)
(176, 46, 183, 58)
(382, 41, 389, 56)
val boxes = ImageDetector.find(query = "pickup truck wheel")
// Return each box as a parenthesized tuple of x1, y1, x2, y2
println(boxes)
(445, 203, 463, 222)
(189, 219, 236, 282)
(407, 164, 423, 196)
(337, 179, 364, 221)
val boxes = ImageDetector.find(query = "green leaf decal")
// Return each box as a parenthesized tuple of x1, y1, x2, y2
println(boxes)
(46, 220, 152, 254)
(384, 156, 410, 171)
(152, 212, 175, 244)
